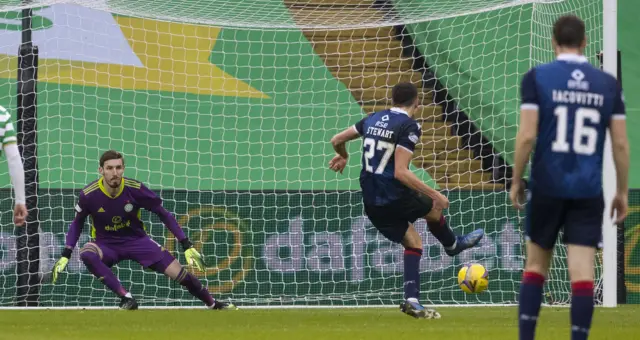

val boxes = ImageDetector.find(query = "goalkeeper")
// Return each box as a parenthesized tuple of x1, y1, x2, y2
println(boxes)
(52, 150, 237, 310)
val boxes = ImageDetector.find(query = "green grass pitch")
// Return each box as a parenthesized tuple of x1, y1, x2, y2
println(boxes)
(0, 306, 637, 340)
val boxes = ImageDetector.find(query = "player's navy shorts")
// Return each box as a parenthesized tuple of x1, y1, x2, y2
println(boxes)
(91, 237, 176, 272)
(525, 192, 604, 249)
(364, 192, 433, 243)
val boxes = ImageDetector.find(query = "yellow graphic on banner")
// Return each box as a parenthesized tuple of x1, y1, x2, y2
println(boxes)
(165, 206, 251, 294)
(625, 206, 640, 293)
(0, 15, 267, 98)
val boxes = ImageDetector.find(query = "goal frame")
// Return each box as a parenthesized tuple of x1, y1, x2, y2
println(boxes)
(602, 0, 619, 308)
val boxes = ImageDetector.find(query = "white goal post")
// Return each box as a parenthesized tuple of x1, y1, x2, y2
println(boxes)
(601, 0, 618, 308)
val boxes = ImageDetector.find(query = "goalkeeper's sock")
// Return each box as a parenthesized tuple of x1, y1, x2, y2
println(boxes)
(177, 268, 215, 306)
(80, 251, 128, 297)
(570, 281, 594, 340)
(427, 215, 456, 249)
(518, 271, 545, 340)
(403, 247, 422, 300)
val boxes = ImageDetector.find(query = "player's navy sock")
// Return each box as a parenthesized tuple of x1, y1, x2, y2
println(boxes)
(403, 247, 422, 300)
(79, 250, 128, 297)
(427, 215, 456, 249)
(177, 268, 215, 306)
(518, 271, 545, 340)
(571, 280, 594, 340)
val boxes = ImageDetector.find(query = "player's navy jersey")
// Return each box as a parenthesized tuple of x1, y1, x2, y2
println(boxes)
(521, 53, 625, 198)
(75, 177, 162, 241)
(353, 108, 422, 206)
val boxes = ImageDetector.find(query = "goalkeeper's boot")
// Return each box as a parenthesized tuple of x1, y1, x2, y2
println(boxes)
(119, 296, 139, 310)
(445, 229, 485, 257)
(400, 298, 440, 319)
(210, 300, 238, 310)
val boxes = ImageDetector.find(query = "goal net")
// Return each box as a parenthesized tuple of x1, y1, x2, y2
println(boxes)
(0, 0, 606, 308)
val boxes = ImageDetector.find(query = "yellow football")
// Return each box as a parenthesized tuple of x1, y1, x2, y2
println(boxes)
(458, 263, 489, 294)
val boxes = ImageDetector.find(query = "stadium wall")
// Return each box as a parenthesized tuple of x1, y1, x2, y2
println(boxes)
(622, 190, 640, 304)
(0, 189, 525, 306)
(399, 0, 640, 187)
(0, 188, 637, 305)
(399, 1, 604, 167)
(618, 0, 640, 189)
(0, 4, 438, 192)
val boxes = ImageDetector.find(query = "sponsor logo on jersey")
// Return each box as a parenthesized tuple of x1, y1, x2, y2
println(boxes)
(568, 69, 589, 91)
(105, 215, 130, 231)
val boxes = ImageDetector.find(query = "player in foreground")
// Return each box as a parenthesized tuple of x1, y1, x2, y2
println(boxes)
(51, 150, 237, 310)
(510, 15, 629, 340)
(328, 82, 484, 319)
(0, 105, 27, 227)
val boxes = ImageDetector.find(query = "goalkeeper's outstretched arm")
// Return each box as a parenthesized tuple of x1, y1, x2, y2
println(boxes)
(148, 204, 207, 271)
(147, 204, 188, 244)
(65, 210, 88, 251)
(136, 184, 206, 271)
(52, 204, 88, 283)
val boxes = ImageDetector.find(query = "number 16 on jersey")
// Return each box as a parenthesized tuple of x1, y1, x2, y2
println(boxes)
(552, 105, 600, 155)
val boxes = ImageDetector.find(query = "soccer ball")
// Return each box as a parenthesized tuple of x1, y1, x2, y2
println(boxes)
(457, 263, 489, 294)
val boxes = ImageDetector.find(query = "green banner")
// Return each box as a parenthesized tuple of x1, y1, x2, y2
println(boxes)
(1, 190, 529, 307)
(3, 189, 638, 306)
(623, 190, 640, 304)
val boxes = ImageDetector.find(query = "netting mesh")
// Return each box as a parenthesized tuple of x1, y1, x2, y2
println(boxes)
(0, 0, 606, 307)
(0, 0, 563, 28)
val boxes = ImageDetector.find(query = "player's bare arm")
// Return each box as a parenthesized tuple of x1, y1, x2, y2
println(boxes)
(329, 126, 360, 173)
(394, 146, 449, 210)
(0, 106, 27, 226)
(3, 142, 27, 226)
(510, 107, 539, 210)
(609, 113, 629, 223)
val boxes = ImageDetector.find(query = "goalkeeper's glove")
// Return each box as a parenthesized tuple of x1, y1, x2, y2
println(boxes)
(52, 248, 72, 284)
(181, 238, 207, 272)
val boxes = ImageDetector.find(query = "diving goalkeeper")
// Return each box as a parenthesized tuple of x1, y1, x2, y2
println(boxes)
(51, 150, 237, 310)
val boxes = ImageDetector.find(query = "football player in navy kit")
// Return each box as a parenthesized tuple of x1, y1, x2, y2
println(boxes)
(510, 15, 629, 340)
(329, 82, 484, 318)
